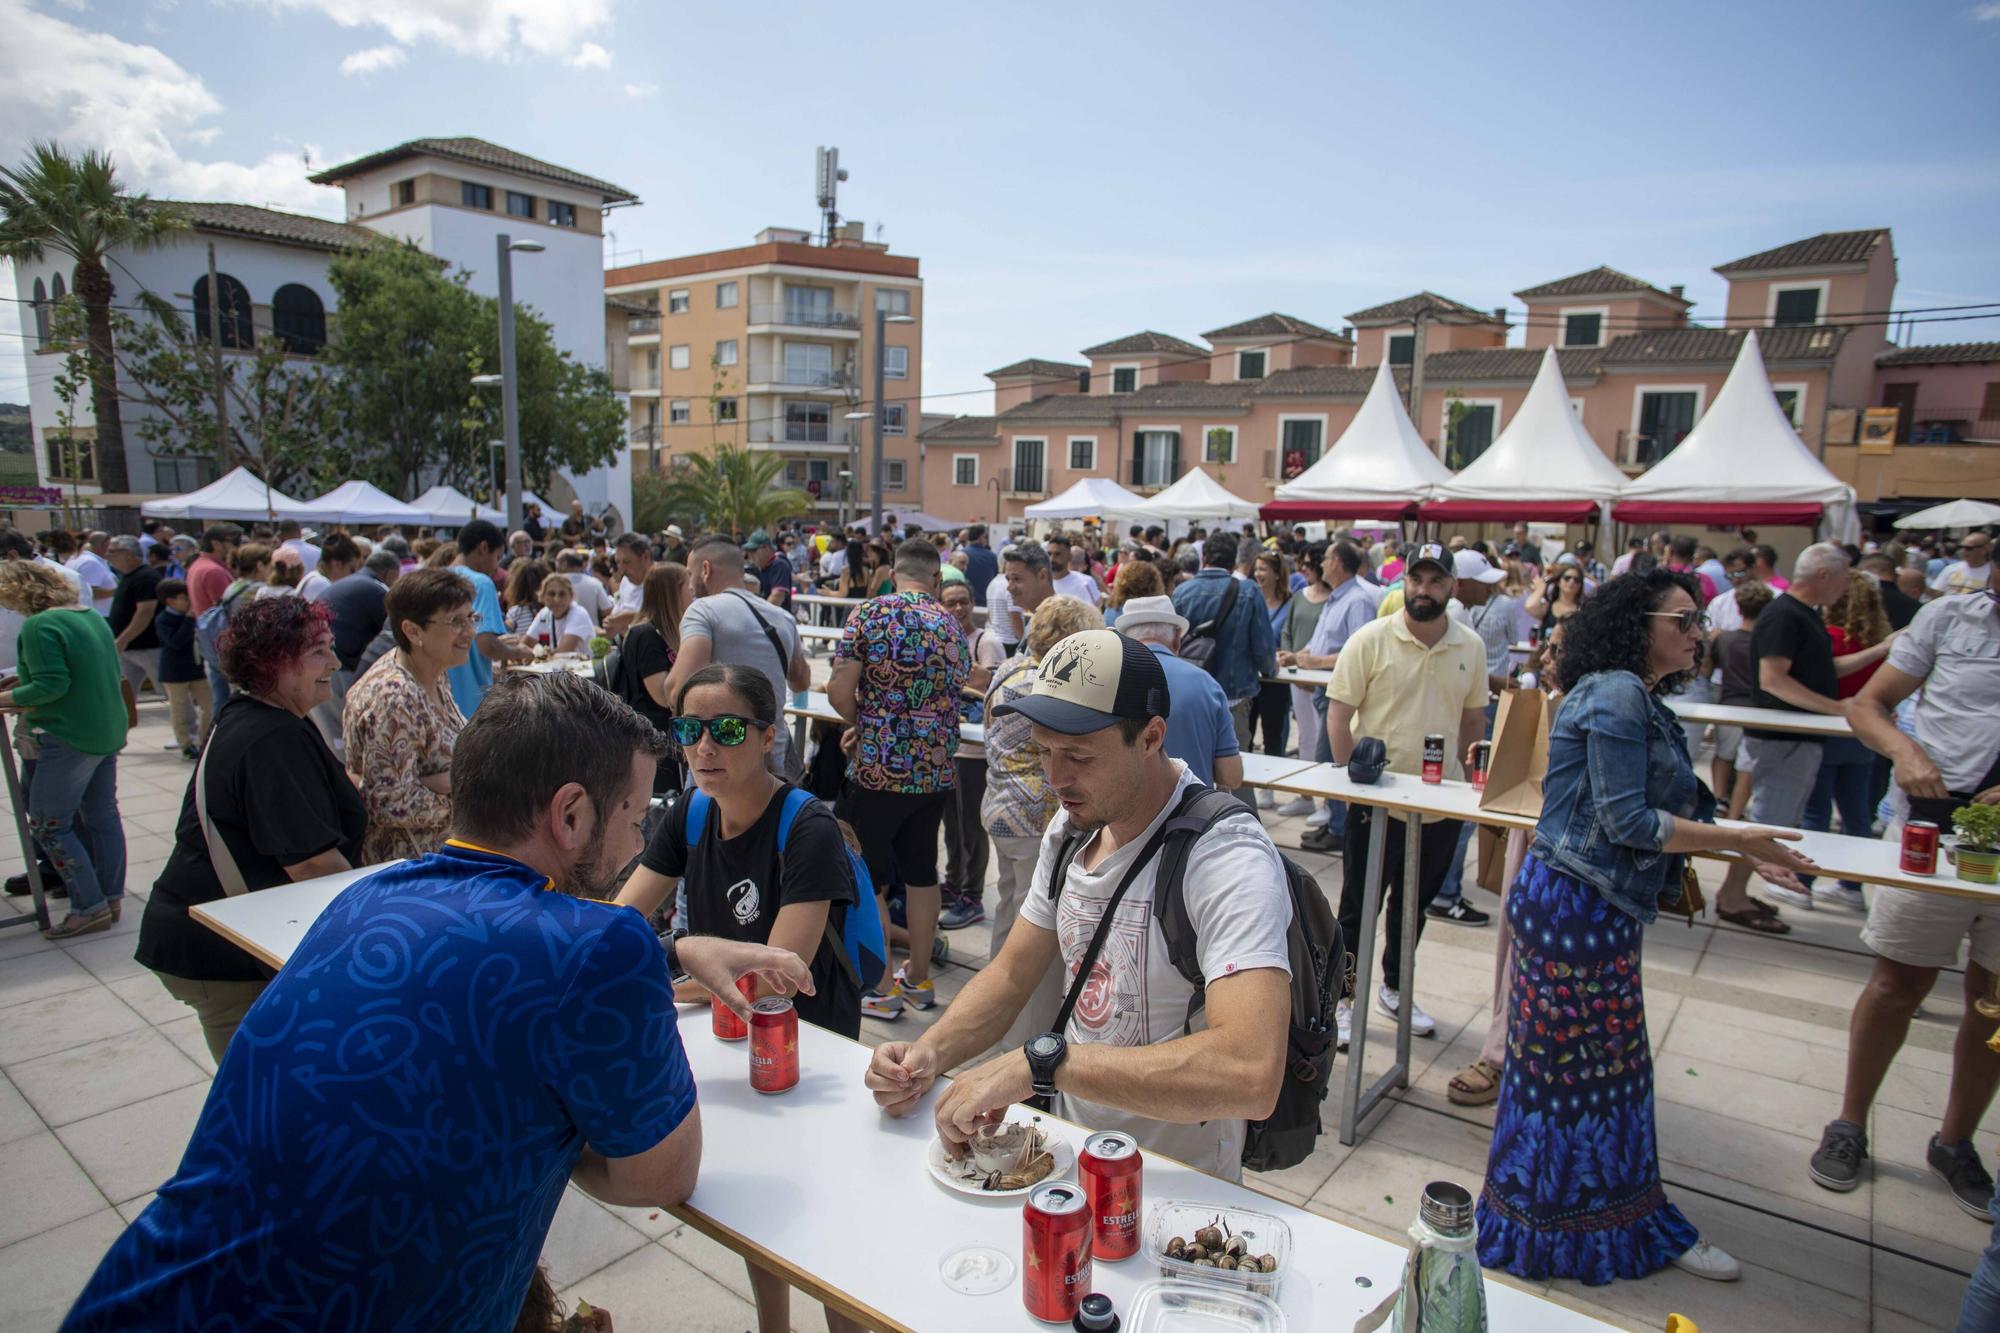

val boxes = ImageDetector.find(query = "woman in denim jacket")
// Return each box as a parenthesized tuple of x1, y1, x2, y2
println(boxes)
(1477, 569, 1816, 1286)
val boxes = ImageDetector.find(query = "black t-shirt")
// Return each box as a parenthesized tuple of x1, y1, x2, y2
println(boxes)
(1748, 592, 1837, 740)
(1878, 575, 1920, 631)
(138, 696, 368, 982)
(619, 622, 676, 735)
(110, 565, 162, 649)
(641, 785, 861, 1037)
(322, 572, 389, 672)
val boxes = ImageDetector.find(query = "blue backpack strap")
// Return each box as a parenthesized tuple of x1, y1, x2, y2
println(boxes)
(683, 789, 712, 846)
(773, 785, 815, 849)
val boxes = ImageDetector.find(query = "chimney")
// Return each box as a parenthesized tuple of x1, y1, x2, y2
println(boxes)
(1493, 307, 1508, 323)
(1669, 284, 1685, 300)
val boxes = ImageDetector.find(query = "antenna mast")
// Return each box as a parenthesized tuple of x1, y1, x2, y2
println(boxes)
(815, 146, 848, 245)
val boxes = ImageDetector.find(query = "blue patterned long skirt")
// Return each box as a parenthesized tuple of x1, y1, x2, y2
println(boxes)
(1476, 854, 1698, 1284)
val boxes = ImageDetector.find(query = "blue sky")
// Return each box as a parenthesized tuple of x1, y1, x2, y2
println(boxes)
(4, 0, 1998, 415)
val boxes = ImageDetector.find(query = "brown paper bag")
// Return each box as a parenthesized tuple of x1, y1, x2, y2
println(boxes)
(1474, 825, 1509, 895)
(1478, 687, 1549, 819)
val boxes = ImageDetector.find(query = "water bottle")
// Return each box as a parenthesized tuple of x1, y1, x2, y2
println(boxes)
(1356, 1181, 1487, 1332)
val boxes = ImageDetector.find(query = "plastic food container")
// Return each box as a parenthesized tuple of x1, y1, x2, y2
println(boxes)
(1143, 1200, 1293, 1300)
(1126, 1279, 1287, 1332)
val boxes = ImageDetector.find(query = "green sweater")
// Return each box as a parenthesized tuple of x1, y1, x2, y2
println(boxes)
(12, 608, 127, 755)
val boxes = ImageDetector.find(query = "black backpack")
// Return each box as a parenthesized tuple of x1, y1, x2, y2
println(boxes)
(1177, 576, 1240, 675)
(1043, 785, 1349, 1173)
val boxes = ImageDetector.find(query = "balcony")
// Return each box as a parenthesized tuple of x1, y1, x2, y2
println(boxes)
(746, 360, 856, 394)
(627, 315, 660, 338)
(999, 467, 1046, 499)
(747, 421, 859, 449)
(632, 423, 661, 446)
(782, 476, 851, 506)
(631, 367, 661, 393)
(749, 303, 862, 333)
(1891, 406, 2000, 445)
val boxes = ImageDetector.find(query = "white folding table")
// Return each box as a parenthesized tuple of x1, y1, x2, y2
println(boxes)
(1260, 666, 1335, 690)
(1665, 699, 1852, 738)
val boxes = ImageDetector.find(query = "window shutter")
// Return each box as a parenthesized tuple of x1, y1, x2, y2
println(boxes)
(1981, 381, 2000, 423)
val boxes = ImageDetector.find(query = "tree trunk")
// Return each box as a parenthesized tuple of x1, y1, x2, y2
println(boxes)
(73, 259, 131, 494)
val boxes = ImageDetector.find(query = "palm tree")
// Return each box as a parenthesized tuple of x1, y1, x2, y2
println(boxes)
(656, 443, 810, 538)
(0, 143, 187, 494)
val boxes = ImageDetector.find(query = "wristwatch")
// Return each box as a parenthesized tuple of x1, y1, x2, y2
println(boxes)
(1025, 1031, 1068, 1097)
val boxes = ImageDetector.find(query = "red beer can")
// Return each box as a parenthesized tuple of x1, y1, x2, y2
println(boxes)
(1023, 1180, 1092, 1323)
(1422, 733, 1446, 785)
(1470, 740, 1492, 792)
(748, 997, 799, 1094)
(1079, 1131, 1142, 1261)
(710, 975, 757, 1041)
(1902, 821, 1940, 876)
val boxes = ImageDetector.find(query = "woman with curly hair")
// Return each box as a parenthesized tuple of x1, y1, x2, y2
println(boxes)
(1477, 569, 1815, 1286)
(138, 595, 366, 1060)
(1799, 569, 1900, 907)
(1100, 556, 1163, 627)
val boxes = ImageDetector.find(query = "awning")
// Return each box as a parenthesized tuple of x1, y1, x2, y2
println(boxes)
(1418, 500, 1601, 522)
(1259, 499, 1419, 522)
(1610, 501, 1826, 526)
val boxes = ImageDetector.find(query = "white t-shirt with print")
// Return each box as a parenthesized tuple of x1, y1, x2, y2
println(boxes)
(1016, 762, 1292, 1180)
(1931, 560, 1993, 598)
(1053, 569, 1102, 606)
(528, 603, 596, 648)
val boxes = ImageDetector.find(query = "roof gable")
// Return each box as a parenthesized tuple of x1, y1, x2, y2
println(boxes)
(151, 201, 380, 253)
(1344, 291, 1502, 326)
(1875, 342, 2000, 368)
(1079, 330, 1208, 358)
(1714, 229, 1889, 275)
(1514, 266, 1688, 303)
(918, 415, 999, 441)
(1600, 324, 1845, 367)
(309, 137, 637, 203)
(987, 357, 1088, 381)
(1201, 312, 1346, 341)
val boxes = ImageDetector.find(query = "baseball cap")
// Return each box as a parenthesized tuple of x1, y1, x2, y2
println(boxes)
(1110, 594, 1189, 638)
(1407, 543, 1453, 577)
(1452, 549, 1506, 584)
(992, 630, 1172, 735)
(744, 530, 774, 550)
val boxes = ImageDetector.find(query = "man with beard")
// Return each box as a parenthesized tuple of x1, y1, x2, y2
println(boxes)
(63, 674, 812, 1333)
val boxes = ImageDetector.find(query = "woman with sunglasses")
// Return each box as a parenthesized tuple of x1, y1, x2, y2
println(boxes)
(1477, 569, 1817, 1286)
(1524, 562, 1587, 642)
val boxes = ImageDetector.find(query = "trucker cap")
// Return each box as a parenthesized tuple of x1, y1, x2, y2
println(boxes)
(991, 630, 1171, 735)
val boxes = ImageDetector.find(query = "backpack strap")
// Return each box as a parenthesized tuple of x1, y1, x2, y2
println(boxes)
(682, 788, 711, 846)
(193, 742, 251, 898)
(771, 785, 864, 991)
(1151, 787, 1259, 1033)
(728, 589, 794, 684)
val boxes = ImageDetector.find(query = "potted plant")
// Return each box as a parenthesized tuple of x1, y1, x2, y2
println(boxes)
(1951, 804, 2000, 886)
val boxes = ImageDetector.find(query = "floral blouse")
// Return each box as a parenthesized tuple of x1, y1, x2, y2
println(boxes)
(981, 654, 1054, 837)
(341, 653, 466, 865)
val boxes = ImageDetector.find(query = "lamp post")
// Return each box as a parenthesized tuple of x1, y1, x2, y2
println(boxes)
(857, 309, 914, 538)
(492, 234, 544, 532)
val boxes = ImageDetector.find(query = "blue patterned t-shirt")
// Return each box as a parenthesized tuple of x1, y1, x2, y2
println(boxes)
(63, 843, 696, 1333)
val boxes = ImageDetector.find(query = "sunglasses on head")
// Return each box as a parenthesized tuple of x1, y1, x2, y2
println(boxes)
(669, 714, 771, 747)
(1645, 608, 1711, 634)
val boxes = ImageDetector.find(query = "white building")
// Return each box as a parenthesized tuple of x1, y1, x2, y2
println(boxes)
(12, 136, 638, 526)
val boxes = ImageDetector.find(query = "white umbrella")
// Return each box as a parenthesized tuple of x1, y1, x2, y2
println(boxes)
(1892, 498, 2000, 530)
(140, 466, 302, 522)
(411, 484, 507, 526)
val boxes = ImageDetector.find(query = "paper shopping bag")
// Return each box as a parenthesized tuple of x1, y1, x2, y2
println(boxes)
(1478, 687, 1549, 820)
(1474, 825, 1509, 895)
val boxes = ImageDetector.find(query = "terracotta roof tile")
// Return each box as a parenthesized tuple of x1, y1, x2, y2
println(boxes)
(1714, 229, 1888, 274)
(987, 357, 1088, 381)
(1079, 330, 1208, 357)
(1875, 342, 2000, 367)
(151, 201, 379, 253)
(309, 137, 637, 202)
(1344, 291, 1503, 326)
(1201, 312, 1347, 341)
(918, 414, 1000, 441)
(1514, 266, 1688, 303)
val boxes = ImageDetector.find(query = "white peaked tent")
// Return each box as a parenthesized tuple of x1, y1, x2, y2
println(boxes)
(1265, 360, 1452, 520)
(1614, 331, 1859, 541)
(411, 485, 506, 526)
(140, 466, 302, 522)
(1024, 477, 1151, 521)
(280, 480, 430, 526)
(1421, 347, 1629, 525)
(1134, 468, 1263, 525)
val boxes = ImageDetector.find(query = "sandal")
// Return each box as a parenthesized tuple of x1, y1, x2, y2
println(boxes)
(1447, 1057, 1503, 1106)
(1718, 905, 1791, 935)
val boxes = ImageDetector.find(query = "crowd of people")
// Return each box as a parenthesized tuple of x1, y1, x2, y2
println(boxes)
(6, 499, 1997, 1328)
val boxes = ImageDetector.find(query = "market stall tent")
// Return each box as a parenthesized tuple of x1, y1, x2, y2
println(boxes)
(1134, 467, 1264, 526)
(1892, 498, 2000, 530)
(1024, 477, 1151, 521)
(1264, 360, 1452, 521)
(280, 480, 430, 527)
(1420, 347, 1628, 524)
(410, 484, 506, 526)
(1613, 331, 1860, 541)
(880, 509, 961, 533)
(140, 466, 302, 522)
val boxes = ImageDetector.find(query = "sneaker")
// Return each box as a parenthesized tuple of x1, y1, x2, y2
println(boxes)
(1299, 827, 1343, 854)
(1811, 882, 1866, 911)
(1255, 788, 1276, 810)
(1809, 1120, 1868, 1192)
(938, 895, 986, 930)
(892, 964, 937, 1012)
(860, 989, 904, 1020)
(1671, 1240, 1741, 1282)
(1426, 898, 1491, 927)
(1761, 883, 1814, 911)
(1928, 1135, 1996, 1220)
(1303, 807, 1331, 829)
(181, 746, 200, 761)
(1375, 984, 1436, 1038)
(1275, 797, 1316, 817)
(931, 935, 951, 965)
(1335, 999, 1352, 1051)
(43, 907, 112, 940)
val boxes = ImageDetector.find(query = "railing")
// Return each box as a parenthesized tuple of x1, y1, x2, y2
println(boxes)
(749, 303, 862, 331)
(782, 476, 850, 504)
(748, 421, 858, 447)
(632, 423, 661, 445)
(631, 368, 661, 391)
(627, 315, 660, 336)
(1890, 407, 2000, 444)
(999, 467, 1046, 498)
(747, 361, 854, 389)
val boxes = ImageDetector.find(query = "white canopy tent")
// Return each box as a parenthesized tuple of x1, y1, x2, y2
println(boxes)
(1023, 477, 1151, 521)
(279, 480, 430, 527)
(1132, 468, 1264, 527)
(140, 466, 302, 522)
(1613, 331, 1859, 541)
(411, 485, 506, 526)
(1421, 347, 1629, 525)
(1892, 498, 2000, 530)
(1265, 360, 1452, 520)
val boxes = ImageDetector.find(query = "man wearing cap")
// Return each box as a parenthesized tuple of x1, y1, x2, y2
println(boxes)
(864, 630, 1293, 1179)
(1326, 544, 1491, 1043)
(747, 530, 795, 609)
(660, 524, 688, 566)
(1112, 596, 1242, 790)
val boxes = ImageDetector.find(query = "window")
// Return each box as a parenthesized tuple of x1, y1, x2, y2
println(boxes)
(716, 281, 739, 309)
(194, 273, 255, 349)
(1280, 418, 1324, 478)
(716, 339, 738, 367)
(785, 401, 830, 442)
(882, 404, 907, 435)
(783, 342, 834, 385)
(30, 278, 49, 345)
(885, 346, 908, 379)
(1131, 430, 1179, 488)
(1237, 349, 1267, 380)
(152, 455, 212, 492)
(1078, 369, 1093, 393)
(1387, 334, 1415, 366)
(875, 288, 911, 316)
(271, 284, 327, 355)
(668, 289, 690, 315)
(1634, 390, 1701, 466)
(1068, 436, 1096, 470)
(784, 284, 834, 324)
(1011, 438, 1046, 494)
(1773, 286, 1821, 327)
(953, 454, 978, 486)
(1982, 381, 2000, 425)
(505, 190, 535, 219)
(713, 398, 738, 423)
(393, 179, 415, 207)
(669, 344, 691, 370)
(1562, 312, 1603, 347)
(461, 182, 493, 210)
(1111, 366, 1138, 394)
(1444, 399, 1499, 468)
(548, 201, 577, 228)
(1204, 426, 1237, 464)
(52, 273, 64, 305)
(885, 460, 907, 490)
(669, 400, 691, 424)
(785, 458, 833, 495)
(44, 430, 95, 482)
(1771, 383, 1807, 428)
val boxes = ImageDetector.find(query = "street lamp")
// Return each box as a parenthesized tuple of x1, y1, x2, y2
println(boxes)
(842, 410, 872, 533)
(837, 467, 855, 529)
(492, 235, 545, 532)
(864, 310, 915, 537)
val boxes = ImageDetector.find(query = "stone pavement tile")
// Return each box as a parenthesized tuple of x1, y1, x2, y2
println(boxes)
(0, 920, 60, 962)
(54, 1081, 207, 1206)
(1673, 993, 1854, 1051)
(596, 1195, 681, 1240)
(1245, 1126, 1355, 1202)
(115, 1191, 154, 1223)
(1869, 1104, 1998, 1255)
(1654, 1051, 1845, 1143)
(0, 1072, 43, 1146)
(541, 1188, 652, 1289)
(559, 1240, 760, 1333)
(657, 1219, 761, 1306)
(0, 1207, 124, 1328)
(1694, 948, 1876, 1010)
(1364, 1100, 1496, 1177)
(61, 932, 147, 985)
(1544, 1257, 1870, 1333)
(1674, 1182, 1871, 1299)
(158, 1013, 219, 1075)
(1654, 1100, 1870, 1224)
(1704, 924, 1878, 986)
(1873, 1247, 1974, 1332)
(1658, 1010, 1835, 1087)
(114, 786, 185, 818)
(108, 972, 185, 1027)
(0, 949, 98, 1009)
(1307, 1139, 1485, 1239)
(10, 1027, 206, 1129)
(0, 1131, 109, 1248)
(1872, 1312, 1958, 1333)
(0, 985, 146, 1066)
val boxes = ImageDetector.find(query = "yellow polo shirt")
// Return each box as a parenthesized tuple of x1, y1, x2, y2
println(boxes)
(1329, 612, 1490, 783)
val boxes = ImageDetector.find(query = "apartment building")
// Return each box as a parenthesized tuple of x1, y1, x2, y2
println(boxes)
(603, 226, 922, 520)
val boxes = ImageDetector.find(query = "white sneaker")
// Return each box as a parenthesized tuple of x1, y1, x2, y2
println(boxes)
(1304, 807, 1331, 828)
(1375, 985, 1436, 1038)
(1811, 882, 1865, 911)
(1671, 1239, 1741, 1282)
(1335, 999, 1352, 1051)
(1275, 796, 1316, 817)
(1761, 883, 1814, 911)
(1255, 788, 1276, 809)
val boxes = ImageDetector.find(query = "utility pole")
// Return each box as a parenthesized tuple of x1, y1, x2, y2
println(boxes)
(1406, 306, 1432, 456)
(496, 233, 525, 533)
(205, 242, 228, 465)
(870, 305, 887, 539)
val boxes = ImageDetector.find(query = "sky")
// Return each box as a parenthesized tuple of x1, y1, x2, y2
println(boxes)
(4, 0, 1999, 418)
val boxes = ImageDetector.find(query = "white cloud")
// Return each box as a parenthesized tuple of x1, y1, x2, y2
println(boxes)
(568, 41, 609, 68)
(623, 81, 657, 98)
(1975, 3, 2000, 19)
(255, 0, 613, 63)
(339, 43, 406, 75)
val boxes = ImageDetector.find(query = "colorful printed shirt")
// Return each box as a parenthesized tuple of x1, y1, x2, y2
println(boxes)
(835, 590, 969, 794)
(981, 653, 1054, 836)
(341, 652, 467, 864)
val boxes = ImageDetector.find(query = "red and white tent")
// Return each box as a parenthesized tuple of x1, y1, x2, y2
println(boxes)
(1263, 361, 1451, 521)
(1420, 347, 1627, 525)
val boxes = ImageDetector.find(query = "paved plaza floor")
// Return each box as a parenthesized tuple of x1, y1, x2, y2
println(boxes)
(0, 677, 1991, 1330)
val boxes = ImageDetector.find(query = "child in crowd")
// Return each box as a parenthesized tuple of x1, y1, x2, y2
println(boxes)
(151, 578, 211, 758)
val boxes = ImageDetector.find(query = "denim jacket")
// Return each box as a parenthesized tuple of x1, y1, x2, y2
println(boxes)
(1170, 568, 1277, 704)
(1530, 669, 1715, 924)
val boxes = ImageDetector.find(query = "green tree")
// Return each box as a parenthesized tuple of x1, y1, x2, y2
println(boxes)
(655, 443, 808, 538)
(0, 143, 188, 493)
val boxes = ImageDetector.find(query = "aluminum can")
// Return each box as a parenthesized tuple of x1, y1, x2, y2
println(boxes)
(1528, 625, 1541, 647)
(1023, 1180, 1092, 1323)
(1902, 821, 1940, 876)
(1470, 740, 1492, 792)
(1422, 733, 1446, 785)
(710, 975, 756, 1041)
(748, 997, 799, 1094)
(1079, 1131, 1142, 1261)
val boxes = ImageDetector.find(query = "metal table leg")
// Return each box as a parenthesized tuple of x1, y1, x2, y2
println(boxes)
(1394, 812, 1422, 1079)
(1339, 808, 1390, 1146)
(0, 717, 50, 933)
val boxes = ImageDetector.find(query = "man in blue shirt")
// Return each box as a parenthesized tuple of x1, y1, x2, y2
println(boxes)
(62, 673, 814, 1332)
(1112, 595, 1242, 790)
(960, 523, 998, 607)
(448, 519, 530, 718)
(1170, 532, 1277, 801)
